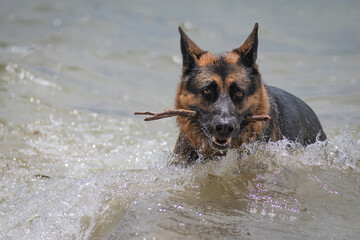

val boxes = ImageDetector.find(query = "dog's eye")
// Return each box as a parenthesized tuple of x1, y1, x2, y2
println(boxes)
(235, 91, 244, 98)
(203, 88, 211, 95)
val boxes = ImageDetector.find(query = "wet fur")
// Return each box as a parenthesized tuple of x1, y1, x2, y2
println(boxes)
(174, 23, 326, 163)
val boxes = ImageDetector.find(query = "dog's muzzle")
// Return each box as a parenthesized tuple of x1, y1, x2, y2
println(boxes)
(209, 120, 236, 150)
(192, 104, 241, 151)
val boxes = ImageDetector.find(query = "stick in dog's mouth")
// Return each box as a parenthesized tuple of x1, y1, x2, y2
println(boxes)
(134, 109, 271, 122)
(135, 109, 270, 151)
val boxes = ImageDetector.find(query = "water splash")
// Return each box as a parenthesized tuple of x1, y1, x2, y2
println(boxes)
(1, 110, 359, 239)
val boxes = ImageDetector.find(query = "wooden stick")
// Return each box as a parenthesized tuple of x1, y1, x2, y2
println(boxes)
(134, 109, 271, 122)
(134, 109, 197, 121)
(244, 115, 271, 122)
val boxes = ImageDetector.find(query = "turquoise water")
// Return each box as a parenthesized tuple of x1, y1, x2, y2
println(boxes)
(1, 0, 360, 239)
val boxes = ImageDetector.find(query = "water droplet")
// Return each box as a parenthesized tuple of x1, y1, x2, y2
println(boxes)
(19, 72, 25, 79)
(172, 55, 182, 65)
(184, 21, 193, 30)
(53, 18, 62, 27)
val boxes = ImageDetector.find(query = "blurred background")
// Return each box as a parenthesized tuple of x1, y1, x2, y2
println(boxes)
(1, 0, 359, 129)
(0, 0, 359, 239)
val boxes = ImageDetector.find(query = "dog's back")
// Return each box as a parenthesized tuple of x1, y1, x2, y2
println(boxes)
(265, 85, 326, 145)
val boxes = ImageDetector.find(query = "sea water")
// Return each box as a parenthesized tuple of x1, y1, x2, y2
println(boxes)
(1, 0, 360, 239)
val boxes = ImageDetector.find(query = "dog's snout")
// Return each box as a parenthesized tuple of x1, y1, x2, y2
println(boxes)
(215, 121, 235, 136)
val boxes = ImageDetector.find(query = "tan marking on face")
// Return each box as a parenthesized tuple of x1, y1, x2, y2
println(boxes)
(197, 52, 218, 66)
(223, 52, 240, 64)
(176, 93, 202, 109)
(175, 76, 213, 111)
(238, 82, 269, 115)
(210, 74, 222, 84)
(175, 82, 200, 109)
(224, 71, 250, 90)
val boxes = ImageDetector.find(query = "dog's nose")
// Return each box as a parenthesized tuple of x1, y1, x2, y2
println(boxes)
(215, 122, 235, 136)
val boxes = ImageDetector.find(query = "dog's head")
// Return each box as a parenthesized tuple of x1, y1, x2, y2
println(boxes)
(175, 23, 269, 155)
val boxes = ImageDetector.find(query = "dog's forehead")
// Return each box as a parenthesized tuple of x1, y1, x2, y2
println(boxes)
(194, 52, 249, 86)
(197, 51, 239, 66)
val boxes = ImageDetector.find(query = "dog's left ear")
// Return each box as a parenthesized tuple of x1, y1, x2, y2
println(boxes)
(178, 27, 205, 71)
(233, 23, 258, 67)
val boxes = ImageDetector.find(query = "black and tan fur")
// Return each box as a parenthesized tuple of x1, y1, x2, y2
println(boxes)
(174, 23, 326, 163)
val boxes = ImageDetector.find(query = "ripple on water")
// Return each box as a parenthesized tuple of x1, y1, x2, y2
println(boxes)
(0, 110, 359, 239)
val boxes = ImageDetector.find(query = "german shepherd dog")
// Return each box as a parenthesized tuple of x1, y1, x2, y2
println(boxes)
(174, 23, 326, 163)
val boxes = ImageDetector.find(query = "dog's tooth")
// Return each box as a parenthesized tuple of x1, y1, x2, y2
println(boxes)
(211, 136, 232, 147)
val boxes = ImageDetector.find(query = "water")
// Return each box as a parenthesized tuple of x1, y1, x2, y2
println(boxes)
(1, 0, 360, 239)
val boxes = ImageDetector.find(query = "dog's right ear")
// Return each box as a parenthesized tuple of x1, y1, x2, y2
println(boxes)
(178, 27, 205, 71)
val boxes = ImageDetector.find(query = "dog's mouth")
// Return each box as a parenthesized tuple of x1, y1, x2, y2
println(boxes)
(210, 136, 232, 150)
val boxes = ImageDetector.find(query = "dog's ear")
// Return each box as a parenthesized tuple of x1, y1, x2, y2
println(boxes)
(233, 23, 258, 67)
(178, 27, 204, 71)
